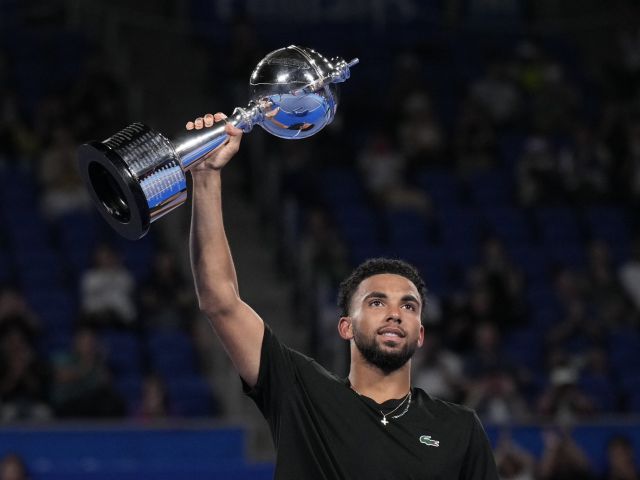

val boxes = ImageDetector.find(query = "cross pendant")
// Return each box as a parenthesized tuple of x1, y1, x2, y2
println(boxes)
(381, 417, 388, 426)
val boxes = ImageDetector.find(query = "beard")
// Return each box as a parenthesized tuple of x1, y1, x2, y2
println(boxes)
(352, 326, 417, 374)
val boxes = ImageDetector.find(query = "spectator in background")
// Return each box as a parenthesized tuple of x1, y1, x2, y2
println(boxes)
(623, 117, 640, 203)
(356, 130, 431, 214)
(453, 98, 498, 174)
(134, 374, 172, 422)
(0, 326, 51, 421)
(0, 88, 39, 166)
(227, 14, 261, 106)
(413, 330, 465, 403)
(603, 435, 639, 480)
(470, 61, 524, 128)
(467, 237, 526, 331)
(465, 368, 530, 425)
(512, 41, 579, 134)
(552, 267, 588, 315)
(585, 240, 635, 332)
(0, 287, 39, 340)
(537, 350, 595, 422)
(556, 125, 612, 203)
(516, 135, 565, 205)
(620, 237, 640, 313)
(464, 322, 506, 378)
(0, 453, 29, 480)
(529, 61, 579, 135)
(69, 52, 128, 141)
(397, 90, 447, 170)
(587, 240, 622, 304)
(37, 125, 90, 220)
(539, 430, 596, 480)
(50, 327, 124, 418)
(80, 244, 137, 328)
(546, 299, 600, 356)
(494, 434, 536, 480)
(0, 49, 9, 92)
(612, 21, 640, 99)
(385, 52, 425, 121)
(139, 250, 195, 331)
(578, 346, 617, 412)
(298, 208, 350, 289)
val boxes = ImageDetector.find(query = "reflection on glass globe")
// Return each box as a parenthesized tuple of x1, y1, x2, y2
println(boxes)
(249, 46, 339, 139)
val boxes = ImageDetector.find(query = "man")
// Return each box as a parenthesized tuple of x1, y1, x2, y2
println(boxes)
(187, 113, 498, 479)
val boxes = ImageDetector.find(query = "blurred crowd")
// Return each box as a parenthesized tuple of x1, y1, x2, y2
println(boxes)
(1, 1, 640, 478)
(0, 51, 206, 419)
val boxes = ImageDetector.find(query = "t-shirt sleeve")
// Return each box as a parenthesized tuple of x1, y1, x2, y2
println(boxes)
(459, 411, 499, 480)
(241, 324, 298, 421)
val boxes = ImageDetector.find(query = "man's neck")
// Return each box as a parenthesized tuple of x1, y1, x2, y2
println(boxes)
(348, 361, 412, 404)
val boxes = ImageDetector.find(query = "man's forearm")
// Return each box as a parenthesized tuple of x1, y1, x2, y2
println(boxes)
(189, 170, 240, 315)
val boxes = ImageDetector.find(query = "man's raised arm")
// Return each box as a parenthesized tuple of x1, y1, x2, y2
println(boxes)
(188, 113, 265, 388)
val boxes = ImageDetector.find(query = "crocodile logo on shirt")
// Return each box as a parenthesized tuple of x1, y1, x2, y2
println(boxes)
(419, 435, 440, 447)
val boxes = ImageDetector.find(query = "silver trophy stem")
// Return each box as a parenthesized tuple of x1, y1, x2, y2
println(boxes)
(174, 103, 263, 171)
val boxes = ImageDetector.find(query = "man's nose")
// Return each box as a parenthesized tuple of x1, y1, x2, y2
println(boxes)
(386, 307, 402, 322)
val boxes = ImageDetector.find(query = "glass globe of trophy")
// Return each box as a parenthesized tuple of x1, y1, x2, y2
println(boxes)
(77, 45, 358, 240)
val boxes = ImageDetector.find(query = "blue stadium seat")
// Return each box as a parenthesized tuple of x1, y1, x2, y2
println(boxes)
(609, 329, 640, 374)
(583, 205, 631, 246)
(100, 330, 143, 376)
(467, 169, 514, 206)
(384, 209, 432, 248)
(534, 206, 584, 243)
(318, 167, 367, 204)
(505, 244, 550, 283)
(543, 240, 587, 270)
(482, 206, 534, 245)
(332, 203, 381, 248)
(437, 206, 484, 248)
(416, 169, 462, 207)
(165, 375, 216, 417)
(578, 374, 618, 412)
(55, 212, 101, 275)
(498, 133, 526, 171)
(148, 329, 199, 377)
(502, 327, 544, 371)
(25, 288, 76, 334)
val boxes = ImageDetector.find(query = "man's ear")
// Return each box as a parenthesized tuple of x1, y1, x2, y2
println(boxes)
(338, 316, 353, 340)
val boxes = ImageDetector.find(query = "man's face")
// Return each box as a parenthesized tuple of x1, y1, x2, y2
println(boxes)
(342, 273, 424, 373)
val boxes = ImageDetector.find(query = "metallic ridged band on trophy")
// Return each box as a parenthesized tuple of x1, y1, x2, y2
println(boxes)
(77, 45, 358, 240)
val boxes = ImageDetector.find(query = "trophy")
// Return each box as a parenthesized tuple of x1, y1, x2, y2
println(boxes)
(77, 45, 358, 240)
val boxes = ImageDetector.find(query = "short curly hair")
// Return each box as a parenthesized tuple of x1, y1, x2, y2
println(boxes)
(337, 258, 427, 317)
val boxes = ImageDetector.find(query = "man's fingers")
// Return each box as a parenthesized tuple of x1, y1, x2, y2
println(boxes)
(224, 123, 243, 137)
(186, 113, 233, 131)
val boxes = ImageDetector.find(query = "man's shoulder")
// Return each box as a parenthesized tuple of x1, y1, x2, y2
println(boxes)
(265, 326, 342, 382)
(413, 387, 477, 422)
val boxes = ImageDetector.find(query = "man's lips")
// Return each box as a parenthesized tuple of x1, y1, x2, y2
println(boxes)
(377, 327, 406, 338)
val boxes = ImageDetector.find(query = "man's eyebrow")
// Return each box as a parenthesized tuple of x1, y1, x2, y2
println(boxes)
(362, 292, 421, 305)
(401, 294, 421, 305)
(362, 291, 388, 301)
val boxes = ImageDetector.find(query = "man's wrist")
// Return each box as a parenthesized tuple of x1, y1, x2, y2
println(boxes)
(191, 168, 222, 186)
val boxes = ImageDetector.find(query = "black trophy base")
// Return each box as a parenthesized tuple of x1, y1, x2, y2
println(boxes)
(77, 141, 151, 241)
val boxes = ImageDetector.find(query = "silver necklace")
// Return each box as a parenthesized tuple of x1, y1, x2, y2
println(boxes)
(379, 391, 412, 426)
(350, 385, 412, 426)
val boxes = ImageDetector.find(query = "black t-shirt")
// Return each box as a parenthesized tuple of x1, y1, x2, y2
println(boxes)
(243, 326, 499, 480)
